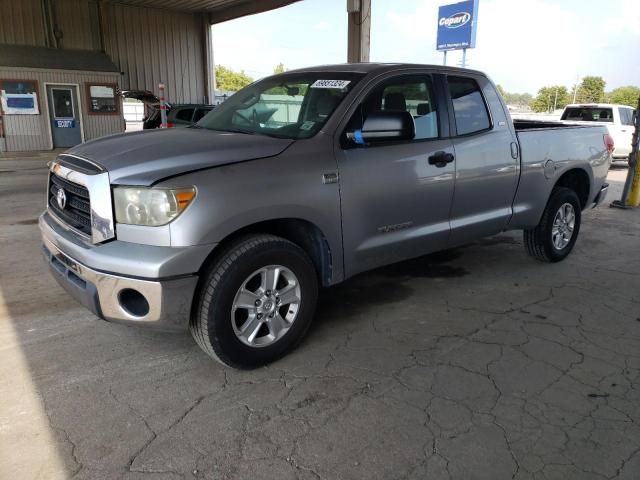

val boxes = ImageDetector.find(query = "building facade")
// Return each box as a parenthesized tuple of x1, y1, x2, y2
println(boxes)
(0, 0, 211, 152)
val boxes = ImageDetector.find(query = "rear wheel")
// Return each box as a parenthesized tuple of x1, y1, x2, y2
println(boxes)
(190, 234, 318, 368)
(524, 187, 582, 262)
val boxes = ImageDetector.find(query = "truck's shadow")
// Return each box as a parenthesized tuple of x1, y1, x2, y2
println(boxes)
(315, 247, 469, 326)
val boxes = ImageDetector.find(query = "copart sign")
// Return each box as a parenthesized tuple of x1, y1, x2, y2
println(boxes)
(436, 0, 478, 51)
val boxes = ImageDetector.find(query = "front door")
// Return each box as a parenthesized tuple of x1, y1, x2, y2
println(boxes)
(47, 85, 82, 147)
(336, 73, 456, 277)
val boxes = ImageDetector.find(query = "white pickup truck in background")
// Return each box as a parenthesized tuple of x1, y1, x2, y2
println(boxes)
(561, 103, 636, 162)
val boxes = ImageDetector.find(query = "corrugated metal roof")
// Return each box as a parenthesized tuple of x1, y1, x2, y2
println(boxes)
(107, 0, 301, 22)
(0, 45, 120, 72)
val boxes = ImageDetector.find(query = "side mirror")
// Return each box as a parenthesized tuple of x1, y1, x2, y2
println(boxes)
(347, 111, 415, 145)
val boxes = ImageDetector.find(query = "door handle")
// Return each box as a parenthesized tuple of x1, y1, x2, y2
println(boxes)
(428, 151, 455, 168)
(510, 142, 519, 159)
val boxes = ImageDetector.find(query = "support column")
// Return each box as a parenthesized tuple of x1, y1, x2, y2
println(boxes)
(347, 0, 371, 63)
(202, 14, 215, 104)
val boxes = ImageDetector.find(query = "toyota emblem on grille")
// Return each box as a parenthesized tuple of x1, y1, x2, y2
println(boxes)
(56, 188, 67, 210)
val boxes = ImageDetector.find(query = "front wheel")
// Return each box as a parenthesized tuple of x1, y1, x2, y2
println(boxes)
(524, 187, 582, 263)
(190, 234, 318, 369)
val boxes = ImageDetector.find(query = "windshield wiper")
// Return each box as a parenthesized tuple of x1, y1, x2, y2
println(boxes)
(207, 127, 255, 135)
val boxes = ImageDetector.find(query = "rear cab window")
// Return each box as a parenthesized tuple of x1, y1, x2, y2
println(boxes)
(561, 107, 614, 122)
(193, 107, 212, 122)
(175, 108, 195, 122)
(447, 76, 491, 135)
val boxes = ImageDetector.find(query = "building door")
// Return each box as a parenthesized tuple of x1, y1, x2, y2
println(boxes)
(47, 85, 82, 147)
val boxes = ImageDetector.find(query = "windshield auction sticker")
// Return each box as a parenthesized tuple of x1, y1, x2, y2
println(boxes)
(311, 80, 351, 89)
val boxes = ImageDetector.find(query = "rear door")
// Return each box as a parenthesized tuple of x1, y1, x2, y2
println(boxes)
(336, 72, 456, 276)
(445, 75, 519, 246)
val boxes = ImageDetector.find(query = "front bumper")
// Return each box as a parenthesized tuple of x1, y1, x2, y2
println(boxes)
(40, 212, 210, 332)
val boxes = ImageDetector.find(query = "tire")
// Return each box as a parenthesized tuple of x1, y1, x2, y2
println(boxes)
(524, 187, 582, 263)
(190, 234, 318, 369)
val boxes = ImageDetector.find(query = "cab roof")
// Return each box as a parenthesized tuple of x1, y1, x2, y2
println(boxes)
(283, 62, 487, 77)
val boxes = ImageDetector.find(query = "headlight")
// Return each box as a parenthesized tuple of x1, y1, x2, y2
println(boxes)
(113, 187, 196, 226)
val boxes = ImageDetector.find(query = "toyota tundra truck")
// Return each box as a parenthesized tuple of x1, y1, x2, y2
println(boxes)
(40, 64, 612, 368)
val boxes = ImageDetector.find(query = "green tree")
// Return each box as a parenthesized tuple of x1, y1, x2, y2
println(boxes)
(531, 86, 570, 113)
(606, 86, 640, 107)
(215, 65, 253, 92)
(274, 63, 286, 74)
(495, 84, 533, 107)
(513, 92, 533, 106)
(575, 76, 606, 103)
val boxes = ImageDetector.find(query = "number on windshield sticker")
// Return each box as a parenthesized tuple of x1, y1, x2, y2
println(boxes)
(311, 80, 351, 89)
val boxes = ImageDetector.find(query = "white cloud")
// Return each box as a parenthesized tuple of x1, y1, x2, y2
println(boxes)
(373, 0, 602, 93)
(213, 0, 639, 93)
(386, 0, 436, 41)
(471, 0, 582, 92)
(605, 0, 640, 35)
(313, 20, 331, 31)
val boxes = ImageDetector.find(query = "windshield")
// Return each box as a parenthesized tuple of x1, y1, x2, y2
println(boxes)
(562, 107, 614, 122)
(196, 73, 364, 139)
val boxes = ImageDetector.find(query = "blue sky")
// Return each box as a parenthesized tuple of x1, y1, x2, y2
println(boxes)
(212, 0, 640, 94)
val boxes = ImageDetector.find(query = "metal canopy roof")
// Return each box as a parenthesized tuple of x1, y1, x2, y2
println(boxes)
(0, 45, 119, 72)
(108, 0, 301, 23)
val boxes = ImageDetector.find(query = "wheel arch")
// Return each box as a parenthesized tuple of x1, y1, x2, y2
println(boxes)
(553, 167, 591, 210)
(199, 218, 335, 288)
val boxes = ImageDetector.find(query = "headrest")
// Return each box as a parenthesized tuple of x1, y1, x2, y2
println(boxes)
(384, 92, 406, 111)
(417, 103, 431, 115)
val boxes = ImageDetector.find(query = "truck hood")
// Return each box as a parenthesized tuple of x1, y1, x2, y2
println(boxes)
(67, 128, 294, 185)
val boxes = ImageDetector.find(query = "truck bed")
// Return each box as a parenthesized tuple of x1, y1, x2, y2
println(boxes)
(513, 119, 591, 130)
(509, 121, 610, 229)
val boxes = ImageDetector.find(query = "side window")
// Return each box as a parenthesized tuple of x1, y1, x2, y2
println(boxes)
(619, 108, 633, 126)
(347, 75, 439, 141)
(193, 107, 212, 122)
(175, 108, 195, 122)
(448, 76, 491, 135)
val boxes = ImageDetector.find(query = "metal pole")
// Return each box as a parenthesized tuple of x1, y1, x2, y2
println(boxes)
(553, 88, 558, 111)
(347, 0, 371, 63)
(443, 50, 447, 66)
(0, 115, 5, 152)
(461, 48, 467, 68)
(159, 83, 168, 129)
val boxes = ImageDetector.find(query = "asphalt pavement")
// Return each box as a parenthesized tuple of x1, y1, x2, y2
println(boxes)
(1, 153, 638, 480)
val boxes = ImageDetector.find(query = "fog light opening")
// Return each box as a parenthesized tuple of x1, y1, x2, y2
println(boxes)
(118, 288, 150, 317)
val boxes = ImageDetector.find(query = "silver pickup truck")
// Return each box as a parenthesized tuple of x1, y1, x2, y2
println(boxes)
(40, 64, 612, 368)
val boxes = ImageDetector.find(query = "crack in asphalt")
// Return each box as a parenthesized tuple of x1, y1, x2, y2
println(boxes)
(5, 180, 640, 480)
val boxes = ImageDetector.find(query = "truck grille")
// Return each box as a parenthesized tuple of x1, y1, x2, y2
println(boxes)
(48, 173, 92, 236)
